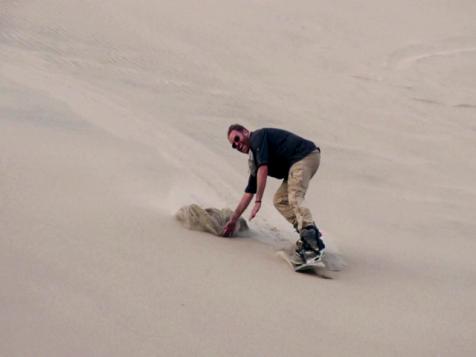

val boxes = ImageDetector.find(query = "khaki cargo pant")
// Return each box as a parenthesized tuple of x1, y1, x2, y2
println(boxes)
(273, 150, 320, 232)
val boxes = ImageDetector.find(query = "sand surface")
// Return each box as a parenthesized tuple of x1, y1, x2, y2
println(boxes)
(1, 1, 476, 356)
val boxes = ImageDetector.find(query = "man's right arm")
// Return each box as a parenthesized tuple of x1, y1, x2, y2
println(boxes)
(223, 192, 254, 236)
(231, 192, 254, 221)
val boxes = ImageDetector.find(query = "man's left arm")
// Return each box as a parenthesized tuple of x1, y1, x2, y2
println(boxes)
(250, 165, 268, 220)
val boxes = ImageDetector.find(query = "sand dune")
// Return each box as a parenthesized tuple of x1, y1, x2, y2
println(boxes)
(1, 1, 475, 356)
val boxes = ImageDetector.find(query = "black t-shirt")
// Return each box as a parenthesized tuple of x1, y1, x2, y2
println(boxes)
(245, 128, 318, 193)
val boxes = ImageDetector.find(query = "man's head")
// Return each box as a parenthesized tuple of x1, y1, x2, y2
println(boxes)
(227, 124, 251, 154)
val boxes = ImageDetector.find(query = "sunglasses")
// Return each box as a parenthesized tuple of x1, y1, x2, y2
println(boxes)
(232, 135, 240, 149)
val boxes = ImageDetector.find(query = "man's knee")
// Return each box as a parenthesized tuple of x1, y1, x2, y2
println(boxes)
(273, 200, 289, 214)
(288, 189, 305, 208)
(273, 191, 287, 210)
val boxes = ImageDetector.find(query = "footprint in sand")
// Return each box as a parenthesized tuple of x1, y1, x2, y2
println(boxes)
(385, 37, 476, 70)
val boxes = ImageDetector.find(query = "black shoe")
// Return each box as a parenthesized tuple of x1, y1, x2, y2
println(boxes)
(300, 225, 325, 252)
(293, 238, 323, 265)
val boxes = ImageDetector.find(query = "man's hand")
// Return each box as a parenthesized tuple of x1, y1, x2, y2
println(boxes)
(249, 201, 261, 220)
(223, 218, 237, 237)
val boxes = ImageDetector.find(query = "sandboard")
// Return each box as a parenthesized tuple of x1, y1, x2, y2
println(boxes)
(276, 247, 333, 279)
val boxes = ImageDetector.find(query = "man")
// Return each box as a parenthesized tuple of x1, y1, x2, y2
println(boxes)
(223, 124, 326, 265)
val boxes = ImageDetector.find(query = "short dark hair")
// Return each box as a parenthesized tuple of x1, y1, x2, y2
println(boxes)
(227, 124, 247, 136)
